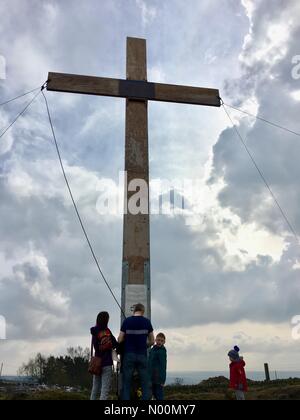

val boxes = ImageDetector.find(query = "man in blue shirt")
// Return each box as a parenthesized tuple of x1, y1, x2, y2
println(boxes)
(118, 303, 154, 400)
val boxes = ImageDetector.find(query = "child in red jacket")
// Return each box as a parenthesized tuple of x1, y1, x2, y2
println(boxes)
(228, 346, 248, 400)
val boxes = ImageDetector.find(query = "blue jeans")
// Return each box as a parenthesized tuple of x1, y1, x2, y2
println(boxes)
(152, 384, 164, 400)
(235, 390, 246, 400)
(122, 353, 150, 400)
(90, 366, 112, 400)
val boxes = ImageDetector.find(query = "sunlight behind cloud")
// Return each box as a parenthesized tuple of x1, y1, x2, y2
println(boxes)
(291, 90, 300, 101)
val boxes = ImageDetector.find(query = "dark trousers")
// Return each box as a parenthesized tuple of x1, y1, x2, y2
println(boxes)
(152, 384, 164, 400)
(122, 353, 150, 400)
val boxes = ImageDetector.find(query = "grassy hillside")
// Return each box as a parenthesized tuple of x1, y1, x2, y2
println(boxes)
(1, 377, 300, 400)
(164, 376, 300, 400)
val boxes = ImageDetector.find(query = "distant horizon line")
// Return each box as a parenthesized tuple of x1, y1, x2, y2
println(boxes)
(3, 369, 300, 377)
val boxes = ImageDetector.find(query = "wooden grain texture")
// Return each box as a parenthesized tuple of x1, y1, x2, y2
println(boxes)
(47, 72, 220, 107)
(123, 37, 151, 287)
(155, 82, 220, 107)
(126, 37, 147, 81)
(47, 72, 120, 97)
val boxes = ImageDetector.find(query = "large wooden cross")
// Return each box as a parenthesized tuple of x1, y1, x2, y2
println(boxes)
(47, 37, 220, 321)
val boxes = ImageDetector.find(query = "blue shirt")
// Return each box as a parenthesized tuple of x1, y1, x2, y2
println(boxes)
(121, 316, 153, 355)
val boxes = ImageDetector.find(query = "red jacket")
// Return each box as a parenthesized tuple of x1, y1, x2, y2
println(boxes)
(229, 359, 248, 392)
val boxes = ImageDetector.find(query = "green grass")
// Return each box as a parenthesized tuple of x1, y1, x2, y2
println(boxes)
(1, 377, 300, 400)
(1, 390, 89, 401)
(164, 377, 300, 400)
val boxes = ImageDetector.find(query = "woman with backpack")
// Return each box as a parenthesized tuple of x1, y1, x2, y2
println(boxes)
(90, 311, 118, 400)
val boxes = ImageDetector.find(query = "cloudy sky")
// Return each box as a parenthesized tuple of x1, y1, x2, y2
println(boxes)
(1, 0, 300, 376)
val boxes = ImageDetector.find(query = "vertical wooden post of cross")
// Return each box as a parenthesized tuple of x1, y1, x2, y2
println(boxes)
(121, 38, 151, 322)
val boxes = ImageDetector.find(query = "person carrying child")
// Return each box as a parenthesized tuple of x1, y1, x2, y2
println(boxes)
(228, 346, 248, 400)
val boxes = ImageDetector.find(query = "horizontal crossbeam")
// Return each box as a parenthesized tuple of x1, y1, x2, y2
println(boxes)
(47, 72, 221, 107)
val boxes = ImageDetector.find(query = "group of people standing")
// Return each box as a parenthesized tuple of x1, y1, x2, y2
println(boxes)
(90, 303, 248, 401)
(90, 303, 167, 401)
